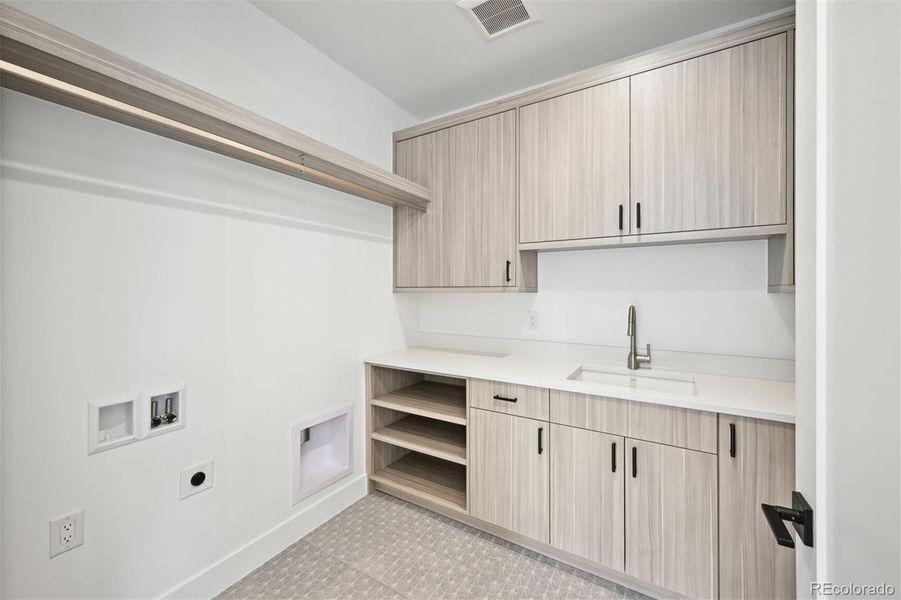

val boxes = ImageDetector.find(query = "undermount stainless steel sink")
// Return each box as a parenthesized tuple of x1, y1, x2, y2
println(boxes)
(567, 366, 697, 396)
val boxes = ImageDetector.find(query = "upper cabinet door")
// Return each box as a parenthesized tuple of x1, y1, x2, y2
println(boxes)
(395, 111, 517, 288)
(631, 33, 788, 235)
(519, 79, 630, 243)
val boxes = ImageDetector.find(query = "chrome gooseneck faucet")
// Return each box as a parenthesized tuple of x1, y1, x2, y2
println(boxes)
(627, 305, 651, 370)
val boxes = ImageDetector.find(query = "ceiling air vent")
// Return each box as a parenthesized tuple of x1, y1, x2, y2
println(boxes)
(458, 0, 543, 39)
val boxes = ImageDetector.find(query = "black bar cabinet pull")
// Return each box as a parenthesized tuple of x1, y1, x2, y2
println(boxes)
(538, 427, 544, 455)
(611, 442, 617, 472)
(505, 260, 511, 282)
(492, 394, 517, 403)
(618, 204, 623, 231)
(729, 423, 737, 457)
(636, 203, 642, 229)
(632, 447, 637, 478)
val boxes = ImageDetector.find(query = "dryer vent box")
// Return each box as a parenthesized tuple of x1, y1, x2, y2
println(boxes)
(291, 406, 353, 505)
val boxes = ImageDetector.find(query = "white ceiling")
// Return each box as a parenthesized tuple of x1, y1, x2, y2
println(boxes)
(251, 0, 792, 120)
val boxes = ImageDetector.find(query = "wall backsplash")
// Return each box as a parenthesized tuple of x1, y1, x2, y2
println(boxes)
(410, 241, 795, 380)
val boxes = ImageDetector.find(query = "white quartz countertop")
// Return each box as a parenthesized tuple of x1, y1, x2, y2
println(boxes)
(365, 347, 795, 423)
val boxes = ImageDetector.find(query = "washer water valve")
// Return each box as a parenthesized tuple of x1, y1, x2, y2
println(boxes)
(164, 396, 177, 424)
(150, 399, 162, 429)
(149, 391, 179, 430)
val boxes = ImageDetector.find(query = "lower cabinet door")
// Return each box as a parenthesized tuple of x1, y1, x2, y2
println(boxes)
(550, 425, 625, 571)
(470, 408, 549, 543)
(626, 439, 718, 599)
(719, 415, 796, 599)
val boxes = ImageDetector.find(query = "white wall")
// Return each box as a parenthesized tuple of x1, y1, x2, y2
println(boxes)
(0, 2, 417, 598)
(793, 0, 819, 593)
(415, 241, 796, 379)
(817, 0, 900, 593)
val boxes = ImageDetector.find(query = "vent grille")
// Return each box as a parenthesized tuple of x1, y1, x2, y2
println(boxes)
(468, 0, 533, 37)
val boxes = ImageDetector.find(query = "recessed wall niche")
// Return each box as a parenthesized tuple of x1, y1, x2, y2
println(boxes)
(291, 406, 353, 505)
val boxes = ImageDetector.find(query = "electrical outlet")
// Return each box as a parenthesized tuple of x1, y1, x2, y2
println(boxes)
(180, 459, 214, 500)
(50, 509, 84, 558)
(527, 310, 539, 330)
(61, 520, 75, 544)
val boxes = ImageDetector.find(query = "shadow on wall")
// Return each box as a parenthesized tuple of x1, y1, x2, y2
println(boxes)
(415, 243, 796, 362)
(539, 243, 772, 292)
(0, 90, 394, 245)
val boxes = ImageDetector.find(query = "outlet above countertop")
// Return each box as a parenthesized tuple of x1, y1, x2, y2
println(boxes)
(364, 347, 794, 423)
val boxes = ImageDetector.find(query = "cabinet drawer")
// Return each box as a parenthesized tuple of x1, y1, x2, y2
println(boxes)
(629, 402, 718, 454)
(469, 379, 549, 420)
(550, 390, 628, 436)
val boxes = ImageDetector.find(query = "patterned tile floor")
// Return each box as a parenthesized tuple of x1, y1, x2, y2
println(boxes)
(217, 492, 650, 600)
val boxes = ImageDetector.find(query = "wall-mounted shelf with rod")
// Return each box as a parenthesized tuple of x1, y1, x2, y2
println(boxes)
(0, 5, 432, 211)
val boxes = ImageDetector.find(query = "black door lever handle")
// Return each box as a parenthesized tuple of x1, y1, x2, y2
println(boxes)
(761, 491, 814, 548)
(762, 504, 798, 548)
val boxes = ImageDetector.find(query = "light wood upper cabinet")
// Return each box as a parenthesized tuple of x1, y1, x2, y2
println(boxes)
(626, 439, 717, 599)
(631, 33, 788, 235)
(550, 425, 624, 571)
(395, 111, 518, 288)
(469, 408, 549, 543)
(519, 79, 631, 243)
(719, 416, 796, 599)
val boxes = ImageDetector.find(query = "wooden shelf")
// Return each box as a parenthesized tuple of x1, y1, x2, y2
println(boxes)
(371, 415, 466, 465)
(371, 452, 466, 513)
(0, 5, 431, 211)
(371, 381, 466, 425)
(367, 367, 468, 515)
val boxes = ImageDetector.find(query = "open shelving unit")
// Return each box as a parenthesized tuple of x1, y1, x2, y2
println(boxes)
(366, 367, 468, 513)
(371, 414, 466, 465)
(370, 451, 467, 511)
(370, 381, 466, 425)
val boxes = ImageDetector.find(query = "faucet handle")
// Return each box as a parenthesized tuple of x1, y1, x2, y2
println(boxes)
(645, 343, 651, 358)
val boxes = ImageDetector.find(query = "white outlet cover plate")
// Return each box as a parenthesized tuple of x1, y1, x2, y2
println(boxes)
(527, 310, 539, 330)
(180, 459, 214, 499)
(50, 509, 84, 558)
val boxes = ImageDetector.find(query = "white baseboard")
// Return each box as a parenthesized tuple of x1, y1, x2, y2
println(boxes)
(160, 474, 368, 600)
